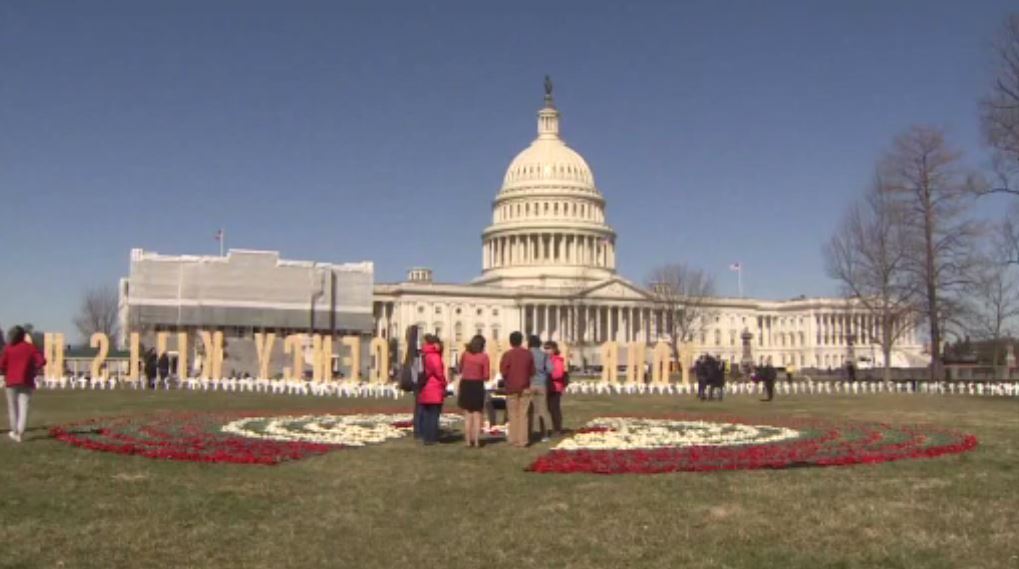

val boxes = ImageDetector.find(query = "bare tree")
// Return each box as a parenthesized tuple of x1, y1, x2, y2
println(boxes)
(880, 126, 979, 380)
(981, 14, 1019, 192)
(645, 264, 716, 364)
(825, 178, 919, 381)
(74, 285, 121, 341)
(963, 224, 1019, 377)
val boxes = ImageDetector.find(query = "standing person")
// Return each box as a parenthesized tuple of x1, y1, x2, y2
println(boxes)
(695, 355, 707, 401)
(527, 335, 554, 442)
(499, 331, 534, 448)
(545, 341, 567, 434)
(418, 335, 447, 445)
(762, 357, 777, 402)
(144, 347, 158, 388)
(0, 326, 46, 442)
(157, 350, 170, 383)
(399, 326, 424, 438)
(458, 335, 490, 448)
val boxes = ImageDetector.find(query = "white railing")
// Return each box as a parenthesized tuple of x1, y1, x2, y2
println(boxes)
(33, 377, 1019, 398)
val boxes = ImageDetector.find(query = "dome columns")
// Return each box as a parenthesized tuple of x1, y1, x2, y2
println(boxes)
(482, 231, 615, 271)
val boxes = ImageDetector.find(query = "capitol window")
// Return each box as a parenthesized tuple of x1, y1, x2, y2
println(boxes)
(476, 308, 483, 316)
(417, 306, 424, 314)
(435, 306, 442, 315)
(493, 309, 499, 316)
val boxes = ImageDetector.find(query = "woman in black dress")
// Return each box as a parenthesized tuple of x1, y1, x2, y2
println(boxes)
(457, 335, 490, 447)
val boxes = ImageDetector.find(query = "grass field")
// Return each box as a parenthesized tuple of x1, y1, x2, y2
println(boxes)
(1, 389, 1016, 569)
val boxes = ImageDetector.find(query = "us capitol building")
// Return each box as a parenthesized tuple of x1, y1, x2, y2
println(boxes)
(372, 83, 925, 371)
(121, 82, 925, 374)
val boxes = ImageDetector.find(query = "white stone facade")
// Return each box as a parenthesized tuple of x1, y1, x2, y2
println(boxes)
(373, 85, 926, 369)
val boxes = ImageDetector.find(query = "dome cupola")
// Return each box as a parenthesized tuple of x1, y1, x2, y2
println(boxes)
(476, 77, 617, 289)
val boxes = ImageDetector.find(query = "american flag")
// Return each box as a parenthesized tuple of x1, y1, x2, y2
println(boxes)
(214, 229, 224, 242)
(729, 262, 741, 271)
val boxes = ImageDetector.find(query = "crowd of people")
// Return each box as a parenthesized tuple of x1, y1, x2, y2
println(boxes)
(401, 327, 569, 447)
(695, 353, 779, 403)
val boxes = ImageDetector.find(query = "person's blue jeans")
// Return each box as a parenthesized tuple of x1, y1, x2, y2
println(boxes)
(413, 398, 424, 439)
(419, 403, 442, 444)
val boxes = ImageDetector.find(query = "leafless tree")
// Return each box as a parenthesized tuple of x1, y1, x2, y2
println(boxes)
(963, 224, 1019, 377)
(981, 14, 1019, 193)
(645, 263, 716, 364)
(74, 285, 121, 341)
(880, 126, 980, 380)
(825, 179, 919, 381)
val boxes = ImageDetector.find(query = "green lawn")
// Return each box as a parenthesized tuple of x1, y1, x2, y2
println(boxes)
(1, 390, 1017, 569)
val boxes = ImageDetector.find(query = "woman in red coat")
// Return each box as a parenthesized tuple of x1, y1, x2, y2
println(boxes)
(0, 326, 46, 442)
(418, 335, 447, 445)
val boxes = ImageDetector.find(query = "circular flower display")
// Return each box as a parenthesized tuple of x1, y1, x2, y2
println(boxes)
(555, 417, 800, 451)
(50, 412, 334, 465)
(528, 415, 978, 475)
(221, 413, 462, 446)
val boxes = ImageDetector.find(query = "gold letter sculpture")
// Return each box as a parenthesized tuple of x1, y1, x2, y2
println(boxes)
(90, 333, 109, 380)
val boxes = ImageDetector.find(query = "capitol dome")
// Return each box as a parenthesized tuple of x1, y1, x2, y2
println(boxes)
(476, 79, 617, 289)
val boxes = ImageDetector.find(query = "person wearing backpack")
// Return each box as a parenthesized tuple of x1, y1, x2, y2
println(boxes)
(545, 341, 568, 434)
(527, 335, 554, 442)
(398, 326, 425, 438)
(418, 334, 447, 445)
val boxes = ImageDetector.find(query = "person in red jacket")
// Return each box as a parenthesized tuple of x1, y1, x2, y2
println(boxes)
(0, 326, 46, 442)
(545, 341, 567, 434)
(499, 331, 535, 448)
(418, 334, 447, 445)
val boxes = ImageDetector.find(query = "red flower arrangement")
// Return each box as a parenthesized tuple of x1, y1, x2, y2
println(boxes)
(51, 412, 344, 466)
(526, 415, 978, 475)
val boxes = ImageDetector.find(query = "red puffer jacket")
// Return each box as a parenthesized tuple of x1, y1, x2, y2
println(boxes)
(550, 354, 567, 393)
(418, 343, 447, 405)
(0, 341, 47, 389)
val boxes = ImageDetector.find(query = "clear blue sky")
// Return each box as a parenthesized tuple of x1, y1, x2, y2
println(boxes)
(1, 0, 1015, 339)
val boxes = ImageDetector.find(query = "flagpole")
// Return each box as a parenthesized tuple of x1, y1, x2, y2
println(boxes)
(738, 266, 743, 298)
(219, 229, 225, 257)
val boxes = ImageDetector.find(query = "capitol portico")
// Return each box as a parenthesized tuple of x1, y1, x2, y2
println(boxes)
(373, 82, 926, 371)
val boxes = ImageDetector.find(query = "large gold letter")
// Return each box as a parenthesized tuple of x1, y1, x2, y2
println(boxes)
(652, 341, 671, 384)
(177, 332, 189, 378)
(312, 335, 335, 382)
(600, 342, 619, 383)
(283, 334, 305, 380)
(369, 337, 389, 383)
(156, 332, 170, 358)
(625, 342, 646, 384)
(341, 336, 361, 382)
(254, 332, 276, 379)
(486, 339, 503, 380)
(128, 332, 142, 381)
(44, 333, 65, 378)
(198, 330, 224, 379)
(90, 333, 109, 380)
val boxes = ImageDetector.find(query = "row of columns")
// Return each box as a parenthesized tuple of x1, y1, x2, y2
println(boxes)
(522, 303, 678, 344)
(813, 312, 914, 347)
(483, 233, 614, 270)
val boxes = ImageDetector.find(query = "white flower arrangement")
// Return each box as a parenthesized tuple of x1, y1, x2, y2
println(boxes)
(221, 413, 462, 447)
(554, 417, 801, 451)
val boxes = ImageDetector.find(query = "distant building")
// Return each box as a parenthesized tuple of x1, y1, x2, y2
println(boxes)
(372, 83, 927, 369)
(119, 248, 374, 377)
(118, 83, 927, 376)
